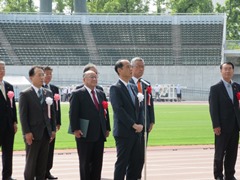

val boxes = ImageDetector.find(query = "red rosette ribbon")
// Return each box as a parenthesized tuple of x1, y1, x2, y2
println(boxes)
(54, 94, 60, 111)
(237, 92, 240, 100)
(237, 92, 240, 108)
(7, 91, 14, 108)
(102, 101, 108, 118)
(147, 86, 152, 106)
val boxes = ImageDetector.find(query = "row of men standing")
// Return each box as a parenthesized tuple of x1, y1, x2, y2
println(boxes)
(0, 63, 60, 180)
(0, 57, 155, 180)
(69, 57, 155, 180)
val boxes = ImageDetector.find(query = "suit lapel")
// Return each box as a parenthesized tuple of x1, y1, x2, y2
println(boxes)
(220, 81, 233, 104)
(30, 87, 43, 107)
(83, 87, 99, 112)
(119, 80, 135, 108)
(232, 82, 239, 105)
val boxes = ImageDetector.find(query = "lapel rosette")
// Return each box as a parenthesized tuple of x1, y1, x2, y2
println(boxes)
(137, 92, 144, 106)
(147, 86, 152, 106)
(7, 91, 14, 108)
(45, 97, 53, 119)
(236, 92, 240, 108)
(102, 101, 108, 118)
(54, 94, 60, 111)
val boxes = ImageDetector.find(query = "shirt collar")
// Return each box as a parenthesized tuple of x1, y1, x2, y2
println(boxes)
(84, 85, 96, 94)
(222, 79, 233, 87)
(32, 85, 42, 94)
(132, 76, 139, 84)
(119, 78, 128, 87)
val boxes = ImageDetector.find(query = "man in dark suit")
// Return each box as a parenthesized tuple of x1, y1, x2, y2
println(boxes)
(0, 61, 17, 180)
(209, 62, 240, 180)
(130, 57, 155, 179)
(43, 66, 61, 179)
(110, 59, 144, 180)
(19, 66, 56, 180)
(75, 63, 104, 91)
(69, 70, 111, 180)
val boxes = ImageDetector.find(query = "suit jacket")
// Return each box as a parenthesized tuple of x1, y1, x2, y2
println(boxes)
(129, 78, 155, 128)
(19, 86, 56, 140)
(209, 80, 240, 133)
(110, 80, 144, 138)
(49, 84, 61, 125)
(69, 86, 111, 142)
(0, 81, 17, 137)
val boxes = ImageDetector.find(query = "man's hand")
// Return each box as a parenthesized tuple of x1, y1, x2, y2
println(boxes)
(214, 127, 221, 136)
(105, 130, 110, 138)
(132, 123, 143, 133)
(74, 130, 83, 138)
(56, 125, 61, 131)
(50, 132, 56, 143)
(25, 133, 34, 145)
(148, 123, 154, 132)
(13, 122, 18, 134)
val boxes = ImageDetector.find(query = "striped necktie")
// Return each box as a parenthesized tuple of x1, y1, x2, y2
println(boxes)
(38, 89, 44, 104)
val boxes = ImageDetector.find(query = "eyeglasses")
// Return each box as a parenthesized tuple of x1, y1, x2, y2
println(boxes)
(86, 76, 98, 79)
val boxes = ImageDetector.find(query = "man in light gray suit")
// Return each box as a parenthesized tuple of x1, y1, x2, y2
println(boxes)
(19, 66, 56, 180)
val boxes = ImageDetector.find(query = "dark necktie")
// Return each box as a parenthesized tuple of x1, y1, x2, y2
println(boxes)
(38, 89, 44, 104)
(44, 84, 49, 89)
(91, 90, 99, 111)
(127, 84, 135, 104)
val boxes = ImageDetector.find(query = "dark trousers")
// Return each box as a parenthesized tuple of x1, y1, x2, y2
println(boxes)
(24, 129, 50, 180)
(0, 122, 14, 180)
(76, 138, 104, 180)
(46, 137, 55, 176)
(214, 126, 239, 179)
(114, 133, 142, 180)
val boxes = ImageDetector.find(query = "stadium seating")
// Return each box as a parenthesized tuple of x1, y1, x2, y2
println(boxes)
(0, 23, 86, 45)
(90, 24, 172, 45)
(0, 48, 12, 64)
(181, 24, 223, 45)
(0, 14, 224, 66)
(14, 48, 90, 65)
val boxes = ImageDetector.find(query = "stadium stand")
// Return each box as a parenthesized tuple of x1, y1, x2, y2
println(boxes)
(0, 13, 224, 66)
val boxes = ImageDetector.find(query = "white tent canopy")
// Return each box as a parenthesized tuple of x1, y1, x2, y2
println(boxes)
(3, 76, 31, 100)
(3, 76, 31, 86)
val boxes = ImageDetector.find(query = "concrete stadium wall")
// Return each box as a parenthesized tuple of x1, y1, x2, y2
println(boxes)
(6, 65, 225, 101)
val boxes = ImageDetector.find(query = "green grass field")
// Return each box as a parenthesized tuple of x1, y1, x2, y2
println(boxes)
(13, 103, 214, 150)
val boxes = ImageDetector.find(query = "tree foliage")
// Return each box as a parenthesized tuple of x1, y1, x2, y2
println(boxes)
(168, 0, 213, 13)
(87, 0, 149, 13)
(215, 0, 240, 40)
(53, 0, 73, 14)
(0, 0, 36, 12)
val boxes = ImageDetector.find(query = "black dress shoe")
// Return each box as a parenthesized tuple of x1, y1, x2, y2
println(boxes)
(224, 177, 237, 180)
(45, 174, 58, 179)
(216, 177, 223, 180)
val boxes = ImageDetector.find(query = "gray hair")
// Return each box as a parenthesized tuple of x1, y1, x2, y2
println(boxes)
(131, 57, 145, 66)
(0, 61, 5, 65)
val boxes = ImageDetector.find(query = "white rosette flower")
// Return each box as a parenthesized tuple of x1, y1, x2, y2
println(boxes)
(137, 92, 144, 106)
(45, 97, 53, 119)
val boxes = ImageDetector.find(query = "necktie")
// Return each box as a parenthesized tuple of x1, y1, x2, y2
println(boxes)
(0, 83, 6, 100)
(137, 80, 142, 93)
(227, 84, 233, 103)
(91, 90, 99, 111)
(38, 89, 44, 104)
(44, 84, 49, 89)
(127, 84, 135, 104)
